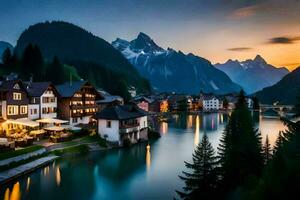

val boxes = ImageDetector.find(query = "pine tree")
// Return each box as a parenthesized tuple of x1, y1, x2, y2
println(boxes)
(2, 47, 12, 66)
(223, 97, 229, 109)
(21, 44, 45, 81)
(262, 135, 272, 164)
(177, 134, 218, 200)
(252, 97, 260, 110)
(294, 91, 300, 118)
(218, 90, 263, 193)
(273, 131, 286, 155)
(252, 90, 300, 199)
(46, 56, 65, 84)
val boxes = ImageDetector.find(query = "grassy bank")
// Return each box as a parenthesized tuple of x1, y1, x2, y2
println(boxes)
(50, 144, 90, 156)
(0, 145, 44, 160)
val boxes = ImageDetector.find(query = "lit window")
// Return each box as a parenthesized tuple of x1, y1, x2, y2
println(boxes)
(20, 106, 27, 114)
(7, 106, 18, 115)
(13, 93, 22, 100)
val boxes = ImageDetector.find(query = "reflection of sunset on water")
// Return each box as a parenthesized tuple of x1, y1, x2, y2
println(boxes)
(187, 115, 193, 128)
(10, 182, 21, 200)
(146, 144, 151, 171)
(56, 167, 61, 186)
(259, 116, 287, 147)
(4, 188, 10, 200)
(194, 116, 200, 146)
(26, 177, 30, 192)
(160, 122, 168, 135)
(220, 113, 224, 124)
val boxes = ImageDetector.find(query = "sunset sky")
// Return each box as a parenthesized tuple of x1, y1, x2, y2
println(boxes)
(0, 0, 299, 71)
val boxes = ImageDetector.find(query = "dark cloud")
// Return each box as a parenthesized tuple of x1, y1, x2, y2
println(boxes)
(268, 36, 300, 44)
(227, 47, 252, 51)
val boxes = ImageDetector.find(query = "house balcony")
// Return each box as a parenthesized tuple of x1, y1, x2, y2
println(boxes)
(70, 104, 97, 109)
(71, 110, 97, 118)
(119, 123, 140, 134)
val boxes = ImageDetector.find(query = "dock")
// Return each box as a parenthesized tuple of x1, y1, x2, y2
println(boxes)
(0, 155, 58, 184)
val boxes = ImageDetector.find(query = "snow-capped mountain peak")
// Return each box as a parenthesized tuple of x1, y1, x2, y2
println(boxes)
(112, 33, 241, 94)
(130, 32, 163, 53)
(215, 55, 289, 93)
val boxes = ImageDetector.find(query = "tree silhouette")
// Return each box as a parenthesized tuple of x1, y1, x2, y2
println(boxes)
(262, 135, 272, 164)
(2, 47, 12, 66)
(177, 134, 219, 199)
(21, 44, 45, 81)
(218, 90, 263, 194)
(46, 56, 65, 84)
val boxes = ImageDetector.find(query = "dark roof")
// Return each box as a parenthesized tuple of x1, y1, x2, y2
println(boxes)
(56, 81, 88, 97)
(95, 105, 148, 120)
(203, 95, 219, 100)
(25, 82, 58, 97)
(96, 95, 123, 104)
(0, 80, 26, 92)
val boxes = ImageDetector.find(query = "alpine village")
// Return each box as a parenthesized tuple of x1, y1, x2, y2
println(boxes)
(0, 5, 300, 200)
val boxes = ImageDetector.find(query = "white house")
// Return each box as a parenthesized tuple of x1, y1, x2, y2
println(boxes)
(26, 82, 59, 120)
(95, 105, 148, 145)
(202, 96, 222, 111)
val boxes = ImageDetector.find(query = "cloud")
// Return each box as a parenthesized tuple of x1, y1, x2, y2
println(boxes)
(229, 5, 260, 19)
(228, 0, 297, 20)
(227, 47, 252, 51)
(267, 36, 300, 44)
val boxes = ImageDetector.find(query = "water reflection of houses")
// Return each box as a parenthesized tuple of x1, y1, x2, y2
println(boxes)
(202, 113, 227, 132)
(94, 144, 149, 182)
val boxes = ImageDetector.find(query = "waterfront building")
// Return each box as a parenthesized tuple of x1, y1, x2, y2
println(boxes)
(96, 90, 123, 112)
(95, 105, 148, 145)
(56, 81, 101, 126)
(0, 80, 29, 120)
(201, 95, 223, 111)
(26, 82, 59, 120)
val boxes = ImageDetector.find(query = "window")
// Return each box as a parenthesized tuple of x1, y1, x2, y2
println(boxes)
(72, 101, 83, 105)
(13, 84, 20, 90)
(7, 106, 18, 115)
(20, 106, 27, 114)
(30, 109, 38, 115)
(106, 121, 111, 128)
(13, 93, 22, 100)
(42, 97, 55, 103)
(74, 93, 82, 97)
(72, 118, 78, 123)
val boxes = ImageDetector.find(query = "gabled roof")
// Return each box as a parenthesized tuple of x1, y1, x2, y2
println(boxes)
(0, 80, 27, 93)
(25, 82, 59, 97)
(96, 95, 123, 104)
(203, 95, 219, 100)
(95, 105, 148, 120)
(132, 96, 155, 103)
(56, 81, 87, 97)
(56, 81, 100, 98)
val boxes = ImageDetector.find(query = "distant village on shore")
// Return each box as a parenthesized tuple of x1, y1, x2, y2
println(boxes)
(0, 70, 260, 152)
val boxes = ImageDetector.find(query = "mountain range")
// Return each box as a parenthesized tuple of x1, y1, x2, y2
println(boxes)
(112, 33, 241, 95)
(255, 67, 300, 104)
(215, 56, 289, 94)
(0, 41, 13, 62)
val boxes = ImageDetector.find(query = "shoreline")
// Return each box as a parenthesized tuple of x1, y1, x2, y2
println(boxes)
(0, 136, 154, 185)
(0, 155, 59, 185)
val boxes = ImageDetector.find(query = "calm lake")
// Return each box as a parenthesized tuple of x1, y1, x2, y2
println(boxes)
(0, 112, 287, 200)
